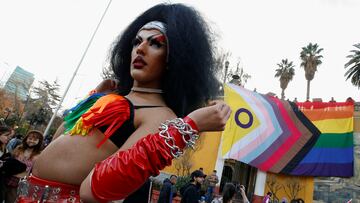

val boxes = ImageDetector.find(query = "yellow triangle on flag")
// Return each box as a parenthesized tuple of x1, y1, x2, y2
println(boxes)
(222, 85, 261, 157)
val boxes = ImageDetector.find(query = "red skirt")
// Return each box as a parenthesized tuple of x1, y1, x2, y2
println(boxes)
(16, 174, 81, 203)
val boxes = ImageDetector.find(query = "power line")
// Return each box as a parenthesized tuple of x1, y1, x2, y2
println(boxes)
(43, 0, 113, 136)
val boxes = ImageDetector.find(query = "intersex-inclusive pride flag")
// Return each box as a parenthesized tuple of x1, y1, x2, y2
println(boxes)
(222, 84, 354, 177)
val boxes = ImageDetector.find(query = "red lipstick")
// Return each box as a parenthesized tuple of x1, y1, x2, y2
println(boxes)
(132, 56, 147, 68)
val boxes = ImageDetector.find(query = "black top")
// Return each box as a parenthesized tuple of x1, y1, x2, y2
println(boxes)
(98, 98, 135, 148)
(158, 178, 177, 203)
(99, 97, 162, 148)
(98, 98, 163, 202)
(180, 183, 201, 203)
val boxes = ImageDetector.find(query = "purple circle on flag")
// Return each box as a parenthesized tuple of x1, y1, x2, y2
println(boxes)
(235, 108, 253, 129)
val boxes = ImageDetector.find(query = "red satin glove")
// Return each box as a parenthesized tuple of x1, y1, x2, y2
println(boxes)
(90, 117, 198, 202)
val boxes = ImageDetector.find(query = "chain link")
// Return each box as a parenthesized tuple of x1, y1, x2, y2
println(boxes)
(159, 118, 199, 158)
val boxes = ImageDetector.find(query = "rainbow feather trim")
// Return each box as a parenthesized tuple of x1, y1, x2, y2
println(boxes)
(64, 93, 105, 132)
(64, 94, 131, 148)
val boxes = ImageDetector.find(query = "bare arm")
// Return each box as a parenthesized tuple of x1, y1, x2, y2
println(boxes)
(79, 101, 231, 202)
(79, 109, 176, 202)
(240, 185, 250, 203)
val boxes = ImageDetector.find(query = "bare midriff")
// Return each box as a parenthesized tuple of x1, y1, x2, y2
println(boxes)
(32, 129, 118, 185)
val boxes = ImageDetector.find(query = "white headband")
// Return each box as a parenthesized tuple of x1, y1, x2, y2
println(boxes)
(138, 21, 167, 36)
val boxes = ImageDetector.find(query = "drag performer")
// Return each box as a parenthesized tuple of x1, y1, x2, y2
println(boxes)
(17, 3, 231, 203)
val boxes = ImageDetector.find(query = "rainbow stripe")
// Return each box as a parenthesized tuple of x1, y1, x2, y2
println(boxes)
(222, 84, 354, 177)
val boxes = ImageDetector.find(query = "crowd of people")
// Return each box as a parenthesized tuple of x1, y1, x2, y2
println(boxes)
(156, 168, 250, 203)
(0, 126, 45, 202)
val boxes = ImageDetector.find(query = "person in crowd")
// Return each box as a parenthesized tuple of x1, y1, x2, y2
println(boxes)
(0, 126, 13, 158)
(42, 134, 53, 148)
(198, 167, 207, 198)
(290, 198, 304, 203)
(0, 126, 14, 202)
(6, 133, 23, 153)
(239, 185, 250, 203)
(298, 198, 304, 203)
(205, 169, 219, 202)
(5, 130, 43, 202)
(211, 183, 249, 203)
(158, 175, 177, 203)
(281, 197, 288, 203)
(180, 170, 206, 203)
(263, 192, 272, 203)
(211, 183, 235, 203)
(17, 3, 230, 203)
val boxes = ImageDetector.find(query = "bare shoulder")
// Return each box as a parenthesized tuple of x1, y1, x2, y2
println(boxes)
(120, 107, 177, 150)
(141, 107, 176, 128)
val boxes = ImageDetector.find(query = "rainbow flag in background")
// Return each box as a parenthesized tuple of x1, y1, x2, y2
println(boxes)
(222, 84, 354, 177)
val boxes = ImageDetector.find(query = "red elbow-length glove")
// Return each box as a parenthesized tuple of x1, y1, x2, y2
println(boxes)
(90, 116, 199, 202)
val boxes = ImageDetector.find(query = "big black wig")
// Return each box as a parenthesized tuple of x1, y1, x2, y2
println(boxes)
(110, 3, 220, 117)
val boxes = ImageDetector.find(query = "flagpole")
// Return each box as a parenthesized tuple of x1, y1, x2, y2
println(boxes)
(43, 0, 113, 137)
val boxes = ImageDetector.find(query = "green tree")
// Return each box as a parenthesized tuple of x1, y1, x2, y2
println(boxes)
(275, 59, 295, 100)
(32, 80, 61, 109)
(300, 43, 323, 101)
(24, 80, 61, 130)
(344, 43, 360, 88)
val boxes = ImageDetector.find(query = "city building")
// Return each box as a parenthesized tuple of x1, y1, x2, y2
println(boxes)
(3, 66, 34, 101)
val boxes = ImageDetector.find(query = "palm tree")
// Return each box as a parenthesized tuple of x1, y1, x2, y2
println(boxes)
(275, 59, 295, 99)
(344, 43, 360, 88)
(300, 43, 323, 101)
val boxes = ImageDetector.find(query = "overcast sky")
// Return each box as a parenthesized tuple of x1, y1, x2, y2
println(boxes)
(0, 0, 359, 110)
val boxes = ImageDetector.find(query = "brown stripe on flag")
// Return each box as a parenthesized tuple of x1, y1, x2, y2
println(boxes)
(269, 101, 313, 173)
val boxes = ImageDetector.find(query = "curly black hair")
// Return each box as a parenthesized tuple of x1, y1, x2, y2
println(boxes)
(110, 3, 220, 117)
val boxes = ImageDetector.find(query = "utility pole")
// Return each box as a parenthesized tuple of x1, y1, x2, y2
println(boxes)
(223, 61, 229, 84)
(43, 0, 113, 136)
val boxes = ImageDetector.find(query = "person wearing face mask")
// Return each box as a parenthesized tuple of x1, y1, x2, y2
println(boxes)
(5, 130, 43, 202)
(17, 3, 231, 203)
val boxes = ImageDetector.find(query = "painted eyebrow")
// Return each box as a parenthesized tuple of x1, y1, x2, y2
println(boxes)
(136, 33, 166, 43)
(149, 35, 166, 44)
